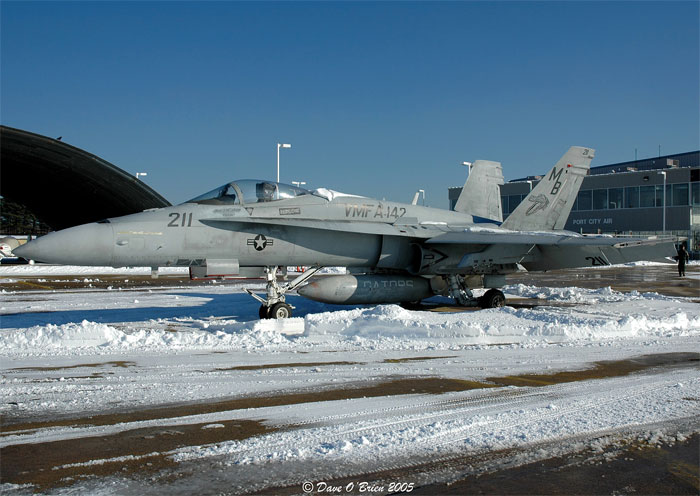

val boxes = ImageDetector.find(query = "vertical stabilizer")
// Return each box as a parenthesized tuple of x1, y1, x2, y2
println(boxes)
(454, 160, 504, 222)
(502, 146, 594, 231)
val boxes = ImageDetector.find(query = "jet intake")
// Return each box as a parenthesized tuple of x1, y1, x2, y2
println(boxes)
(297, 274, 435, 305)
(408, 243, 453, 275)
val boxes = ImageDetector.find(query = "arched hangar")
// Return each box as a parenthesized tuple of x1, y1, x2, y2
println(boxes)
(0, 125, 170, 231)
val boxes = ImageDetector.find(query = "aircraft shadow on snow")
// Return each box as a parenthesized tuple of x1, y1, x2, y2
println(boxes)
(1, 292, 358, 329)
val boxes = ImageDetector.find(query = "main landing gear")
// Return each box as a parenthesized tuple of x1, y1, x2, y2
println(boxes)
(479, 288, 506, 308)
(446, 275, 506, 309)
(246, 265, 322, 319)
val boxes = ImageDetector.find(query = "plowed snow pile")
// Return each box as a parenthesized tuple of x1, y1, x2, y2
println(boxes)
(1, 284, 697, 355)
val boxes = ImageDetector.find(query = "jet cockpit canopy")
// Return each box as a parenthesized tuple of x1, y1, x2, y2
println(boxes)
(185, 179, 314, 205)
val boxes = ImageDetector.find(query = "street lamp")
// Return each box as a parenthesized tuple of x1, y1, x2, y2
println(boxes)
(526, 180, 533, 191)
(418, 189, 425, 206)
(461, 161, 472, 174)
(292, 181, 306, 188)
(277, 143, 292, 183)
(135, 172, 148, 180)
(657, 171, 666, 234)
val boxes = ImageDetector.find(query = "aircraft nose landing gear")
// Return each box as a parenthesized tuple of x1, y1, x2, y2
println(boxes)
(268, 302, 293, 319)
(258, 302, 292, 319)
(246, 265, 322, 319)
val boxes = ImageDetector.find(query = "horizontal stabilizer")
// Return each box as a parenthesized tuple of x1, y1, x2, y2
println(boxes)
(427, 229, 677, 247)
(522, 239, 678, 271)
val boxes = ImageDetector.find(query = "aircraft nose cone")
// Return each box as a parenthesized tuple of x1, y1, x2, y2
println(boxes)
(13, 240, 39, 261)
(14, 223, 114, 265)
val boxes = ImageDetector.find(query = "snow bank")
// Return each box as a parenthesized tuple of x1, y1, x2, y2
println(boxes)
(1, 285, 697, 356)
(0, 319, 291, 354)
(579, 260, 677, 269)
(304, 298, 699, 346)
(503, 284, 670, 303)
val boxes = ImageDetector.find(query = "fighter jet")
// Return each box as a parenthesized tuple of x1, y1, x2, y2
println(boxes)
(16, 146, 676, 319)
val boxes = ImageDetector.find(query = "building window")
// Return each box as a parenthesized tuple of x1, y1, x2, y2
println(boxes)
(625, 186, 639, 208)
(655, 184, 673, 207)
(608, 188, 623, 209)
(672, 183, 689, 206)
(577, 190, 592, 210)
(593, 189, 608, 210)
(692, 182, 700, 206)
(640, 185, 655, 207)
(655, 185, 664, 207)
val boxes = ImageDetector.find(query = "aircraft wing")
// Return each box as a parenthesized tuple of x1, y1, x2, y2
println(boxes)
(200, 217, 440, 238)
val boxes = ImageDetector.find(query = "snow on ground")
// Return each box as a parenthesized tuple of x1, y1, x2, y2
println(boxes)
(170, 370, 698, 466)
(0, 264, 190, 277)
(2, 279, 697, 424)
(579, 260, 700, 269)
(0, 264, 345, 278)
(1, 282, 697, 356)
(1, 266, 698, 495)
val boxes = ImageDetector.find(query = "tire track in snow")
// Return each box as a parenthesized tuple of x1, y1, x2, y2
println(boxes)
(173, 370, 692, 469)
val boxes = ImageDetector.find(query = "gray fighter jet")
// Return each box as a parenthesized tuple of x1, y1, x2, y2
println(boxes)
(16, 146, 676, 319)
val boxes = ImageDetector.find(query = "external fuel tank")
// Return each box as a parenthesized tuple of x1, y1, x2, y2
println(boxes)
(297, 274, 435, 304)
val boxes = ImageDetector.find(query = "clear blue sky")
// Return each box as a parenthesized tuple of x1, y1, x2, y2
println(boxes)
(2, 1, 698, 207)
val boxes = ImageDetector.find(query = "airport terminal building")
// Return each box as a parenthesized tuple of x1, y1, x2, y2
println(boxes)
(448, 151, 700, 251)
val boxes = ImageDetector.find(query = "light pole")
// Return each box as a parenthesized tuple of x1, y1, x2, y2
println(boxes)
(526, 180, 533, 191)
(277, 143, 291, 183)
(292, 181, 306, 189)
(658, 170, 666, 234)
(135, 172, 148, 180)
(462, 161, 472, 174)
(418, 189, 425, 206)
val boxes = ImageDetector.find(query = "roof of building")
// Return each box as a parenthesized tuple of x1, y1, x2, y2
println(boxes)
(0, 125, 171, 230)
(506, 150, 699, 183)
(588, 150, 699, 175)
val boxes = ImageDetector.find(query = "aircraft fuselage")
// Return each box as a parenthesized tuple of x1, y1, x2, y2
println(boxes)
(15, 193, 485, 275)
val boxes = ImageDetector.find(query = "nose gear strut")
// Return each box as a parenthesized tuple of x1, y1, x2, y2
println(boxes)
(245, 265, 323, 319)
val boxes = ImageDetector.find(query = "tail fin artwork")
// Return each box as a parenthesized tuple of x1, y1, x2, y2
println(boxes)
(502, 146, 594, 231)
(454, 160, 504, 222)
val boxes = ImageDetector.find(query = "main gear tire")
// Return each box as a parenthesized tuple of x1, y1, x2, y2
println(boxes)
(479, 289, 506, 309)
(259, 304, 270, 319)
(400, 300, 423, 310)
